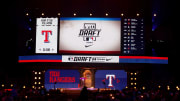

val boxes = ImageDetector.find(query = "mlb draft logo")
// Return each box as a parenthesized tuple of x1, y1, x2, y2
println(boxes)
(79, 23, 101, 47)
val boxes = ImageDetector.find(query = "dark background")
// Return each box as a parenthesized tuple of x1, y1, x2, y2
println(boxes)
(1, 0, 178, 87)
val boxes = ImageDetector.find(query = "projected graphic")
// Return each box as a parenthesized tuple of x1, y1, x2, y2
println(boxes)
(36, 18, 58, 53)
(121, 18, 144, 55)
(45, 70, 80, 90)
(95, 70, 127, 90)
(59, 17, 121, 54)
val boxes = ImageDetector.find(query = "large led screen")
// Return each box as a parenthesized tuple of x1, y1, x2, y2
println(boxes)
(95, 70, 127, 90)
(45, 69, 80, 90)
(36, 18, 58, 53)
(59, 17, 121, 54)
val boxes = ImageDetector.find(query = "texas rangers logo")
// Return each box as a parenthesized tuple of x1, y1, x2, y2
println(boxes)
(79, 23, 101, 47)
(102, 74, 120, 87)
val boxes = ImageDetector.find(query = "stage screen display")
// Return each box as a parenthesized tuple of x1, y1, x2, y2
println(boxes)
(95, 70, 127, 90)
(59, 17, 121, 54)
(36, 18, 58, 53)
(121, 18, 144, 55)
(45, 69, 80, 90)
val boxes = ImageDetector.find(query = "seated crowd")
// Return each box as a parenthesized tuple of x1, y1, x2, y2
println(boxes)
(0, 86, 179, 101)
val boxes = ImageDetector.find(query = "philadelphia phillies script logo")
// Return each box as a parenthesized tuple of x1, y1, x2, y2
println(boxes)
(79, 23, 101, 47)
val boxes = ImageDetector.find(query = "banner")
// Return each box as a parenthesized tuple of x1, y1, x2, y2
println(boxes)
(36, 18, 58, 53)
(45, 69, 80, 90)
(62, 55, 119, 63)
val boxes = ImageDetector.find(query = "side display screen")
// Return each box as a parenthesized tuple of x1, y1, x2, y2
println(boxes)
(95, 70, 127, 90)
(45, 69, 80, 90)
(121, 18, 144, 55)
(35, 18, 58, 53)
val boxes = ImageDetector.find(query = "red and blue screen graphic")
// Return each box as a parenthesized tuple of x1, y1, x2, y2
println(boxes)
(45, 69, 80, 90)
(95, 70, 127, 90)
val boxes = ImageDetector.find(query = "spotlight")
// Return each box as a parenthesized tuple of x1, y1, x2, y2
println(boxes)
(57, 13, 61, 16)
(176, 86, 179, 89)
(142, 86, 145, 90)
(25, 96, 28, 99)
(105, 13, 108, 16)
(136, 13, 140, 16)
(23, 85, 26, 89)
(167, 87, 170, 90)
(38, 82, 41, 84)
(167, 85, 170, 90)
(26, 13, 29, 16)
(28, 27, 31, 31)
(153, 13, 157, 17)
(41, 13, 44, 16)
(121, 13, 124, 16)
(130, 73, 133, 75)
(89, 13, 92, 16)
(73, 13, 76, 16)
(158, 85, 161, 88)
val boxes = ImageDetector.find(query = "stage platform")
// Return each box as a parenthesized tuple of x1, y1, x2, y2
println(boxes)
(54, 88, 115, 94)
(56, 88, 98, 94)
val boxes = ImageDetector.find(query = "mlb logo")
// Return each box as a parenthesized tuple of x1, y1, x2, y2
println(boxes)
(83, 37, 96, 41)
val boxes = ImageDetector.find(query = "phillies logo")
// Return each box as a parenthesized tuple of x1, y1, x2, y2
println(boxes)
(42, 30, 52, 43)
(102, 74, 120, 87)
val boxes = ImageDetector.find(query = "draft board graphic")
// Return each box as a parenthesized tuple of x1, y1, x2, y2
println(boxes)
(59, 17, 121, 54)
(36, 18, 58, 53)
